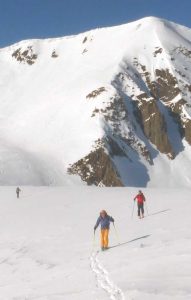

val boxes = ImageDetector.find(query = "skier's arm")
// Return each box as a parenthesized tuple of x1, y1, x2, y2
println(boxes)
(94, 217, 101, 231)
(143, 194, 146, 201)
(109, 216, 114, 223)
(134, 195, 137, 201)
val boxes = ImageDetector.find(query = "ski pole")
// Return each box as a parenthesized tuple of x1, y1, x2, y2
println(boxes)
(131, 200, 135, 219)
(145, 202, 149, 216)
(92, 230, 96, 251)
(113, 223, 120, 245)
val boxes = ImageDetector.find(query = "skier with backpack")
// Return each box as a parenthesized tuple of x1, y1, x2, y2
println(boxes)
(94, 210, 114, 251)
(134, 190, 146, 219)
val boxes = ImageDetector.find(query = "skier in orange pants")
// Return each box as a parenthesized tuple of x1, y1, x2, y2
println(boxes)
(94, 210, 114, 251)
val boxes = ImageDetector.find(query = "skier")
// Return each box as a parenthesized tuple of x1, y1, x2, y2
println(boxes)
(94, 210, 114, 251)
(16, 187, 21, 198)
(134, 190, 146, 219)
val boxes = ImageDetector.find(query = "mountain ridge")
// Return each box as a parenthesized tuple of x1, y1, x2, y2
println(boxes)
(1, 16, 189, 50)
(0, 16, 191, 187)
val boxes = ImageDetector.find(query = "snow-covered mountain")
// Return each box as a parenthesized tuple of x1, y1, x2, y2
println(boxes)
(1, 16, 191, 187)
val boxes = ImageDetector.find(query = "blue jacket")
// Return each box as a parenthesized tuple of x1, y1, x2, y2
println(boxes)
(94, 215, 114, 230)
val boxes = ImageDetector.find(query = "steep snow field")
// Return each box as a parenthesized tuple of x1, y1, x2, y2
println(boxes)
(0, 187, 190, 300)
(0, 16, 191, 186)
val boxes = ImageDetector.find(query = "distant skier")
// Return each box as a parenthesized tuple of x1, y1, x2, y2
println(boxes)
(134, 190, 146, 219)
(94, 210, 114, 251)
(16, 187, 21, 198)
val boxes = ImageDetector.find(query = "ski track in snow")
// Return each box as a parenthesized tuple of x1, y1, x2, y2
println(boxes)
(90, 251, 125, 300)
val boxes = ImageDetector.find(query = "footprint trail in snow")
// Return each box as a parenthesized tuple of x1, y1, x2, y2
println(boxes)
(90, 251, 125, 300)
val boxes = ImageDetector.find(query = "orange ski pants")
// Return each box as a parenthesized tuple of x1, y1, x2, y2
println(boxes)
(101, 229, 109, 248)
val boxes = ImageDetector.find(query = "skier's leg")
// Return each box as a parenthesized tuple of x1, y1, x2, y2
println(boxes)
(104, 229, 109, 248)
(101, 230, 104, 250)
(138, 204, 141, 218)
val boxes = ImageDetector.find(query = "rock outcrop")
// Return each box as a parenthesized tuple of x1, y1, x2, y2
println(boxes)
(68, 141, 123, 187)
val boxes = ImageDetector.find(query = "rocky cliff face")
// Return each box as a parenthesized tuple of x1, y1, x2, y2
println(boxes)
(68, 139, 123, 187)
(66, 19, 191, 186)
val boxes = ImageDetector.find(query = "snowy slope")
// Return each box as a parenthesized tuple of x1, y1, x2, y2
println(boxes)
(0, 187, 190, 299)
(0, 17, 191, 186)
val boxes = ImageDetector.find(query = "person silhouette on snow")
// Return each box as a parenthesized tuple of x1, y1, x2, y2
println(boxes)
(16, 187, 21, 198)
(94, 210, 114, 251)
(134, 190, 146, 219)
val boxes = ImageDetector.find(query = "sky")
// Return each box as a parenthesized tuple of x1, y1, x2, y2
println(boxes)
(0, 0, 191, 48)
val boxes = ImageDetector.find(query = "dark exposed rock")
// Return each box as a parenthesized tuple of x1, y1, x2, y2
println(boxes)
(184, 119, 191, 145)
(169, 99, 191, 144)
(133, 99, 174, 159)
(116, 61, 180, 159)
(12, 46, 37, 65)
(68, 145, 123, 187)
(82, 48, 88, 54)
(82, 36, 88, 43)
(132, 59, 180, 102)
(136, 57, 191, 148)
(70, 51, 191, 184)
(69, 87, 155, 186)
(172, 46, 191, 59)
(168, 99, 186, 135)
(185, 84, 191, 92)
(92, 92, 153, 165)
(123, 135, 153, 165)
(129, 59, 191, 149)
(91, 95, 127, 129)
(153, 69, 180, 102)
(51, 50, 58, 58)
(132, 60, 157, 98)
(153, 47, 163, 57)
(86, 87, 106, 99)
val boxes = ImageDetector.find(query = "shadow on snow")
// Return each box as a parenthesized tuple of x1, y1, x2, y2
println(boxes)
(109, 234, 150, 249)
(148, 209, 171, 216)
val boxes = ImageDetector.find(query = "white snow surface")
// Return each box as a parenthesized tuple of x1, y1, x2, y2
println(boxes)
(0, 16, 191, 186)
(0, 187, 190, 300)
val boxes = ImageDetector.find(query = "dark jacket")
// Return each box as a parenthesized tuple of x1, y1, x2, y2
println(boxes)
(16, 187, 21, 194)
(94, 215, 114, 230)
